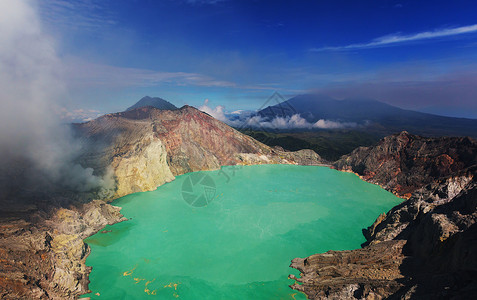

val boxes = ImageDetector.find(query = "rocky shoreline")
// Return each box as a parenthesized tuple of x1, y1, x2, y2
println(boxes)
(0, 201, 126, 299)
(289, 131, 477, 299)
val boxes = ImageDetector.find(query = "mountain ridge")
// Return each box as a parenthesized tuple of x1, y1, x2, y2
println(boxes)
(257, 94, 477, 137)
(76, 105, 324, 200)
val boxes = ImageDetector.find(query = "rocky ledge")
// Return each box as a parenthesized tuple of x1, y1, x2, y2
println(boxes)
(290, 131, 477, 299)
(0, 201, 126, 299)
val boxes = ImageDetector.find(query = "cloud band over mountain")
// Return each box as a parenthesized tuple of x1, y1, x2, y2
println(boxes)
(199, 100, 357, 130)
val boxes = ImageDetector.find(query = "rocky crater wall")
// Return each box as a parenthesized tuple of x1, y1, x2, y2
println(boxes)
(290, 132, 477, 299)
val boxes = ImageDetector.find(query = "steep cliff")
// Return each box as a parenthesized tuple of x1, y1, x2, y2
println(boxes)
(0, 201, 126, 299)
(75, 105, 323, 199)
(334, 131, 476, 197)
(290, 132, 477, 299)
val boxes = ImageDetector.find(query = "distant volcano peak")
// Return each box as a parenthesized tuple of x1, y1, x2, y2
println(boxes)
(126, 96, 178, 111)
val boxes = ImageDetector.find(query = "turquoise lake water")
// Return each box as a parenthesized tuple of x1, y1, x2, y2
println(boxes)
(84, 165, 400, 299)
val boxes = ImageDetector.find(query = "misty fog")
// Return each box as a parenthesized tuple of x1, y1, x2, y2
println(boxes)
(0, 0, 114, 210)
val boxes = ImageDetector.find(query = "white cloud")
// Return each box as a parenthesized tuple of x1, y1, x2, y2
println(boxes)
(313, 119, 355, 129)
(198, 99, 357, 130)
(311, 24, 477, 51)
(62, 58, 309, 94)
(268, 114, 311, 129)
(198, 99, 228, 122)
(56, 107, 103, 122)
(63, 57, 237, 89)
(245, 114, 356, 130)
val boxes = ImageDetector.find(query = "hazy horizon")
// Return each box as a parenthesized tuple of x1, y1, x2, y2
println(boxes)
(3, 0, 477, 122)
(15, 0, 477, 122)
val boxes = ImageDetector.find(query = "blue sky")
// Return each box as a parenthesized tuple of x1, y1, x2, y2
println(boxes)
(36, 0, 477, 120)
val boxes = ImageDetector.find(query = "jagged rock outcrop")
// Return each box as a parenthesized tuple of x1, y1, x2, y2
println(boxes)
(0, 201, 126, 299)
(290, 132, 477, 299)
(334, 131, 476, 197)
(289, 240, 407, 299)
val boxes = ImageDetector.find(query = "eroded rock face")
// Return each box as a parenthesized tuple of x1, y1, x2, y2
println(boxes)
(290, 132, 477, 299)
(0, 201, 126, 299)
(110, 134, 174, 197)
(289, 240, 407, 300)
(76, 106, 324, 199)
(334, 131, 477, 196)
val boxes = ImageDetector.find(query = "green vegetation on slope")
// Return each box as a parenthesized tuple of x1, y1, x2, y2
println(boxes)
(240, 129, 381, 161)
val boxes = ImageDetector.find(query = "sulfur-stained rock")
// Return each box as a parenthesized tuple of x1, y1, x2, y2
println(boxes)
(75, 105, 325, 199)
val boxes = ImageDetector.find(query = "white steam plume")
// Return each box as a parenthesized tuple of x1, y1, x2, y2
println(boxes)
(0, 0, 114, 200)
